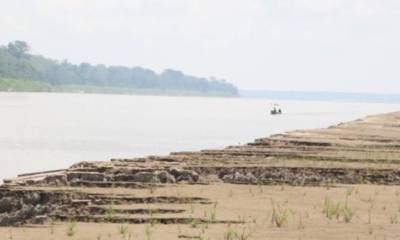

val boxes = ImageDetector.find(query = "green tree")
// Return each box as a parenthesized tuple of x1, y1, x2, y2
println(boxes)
(7, 40, 30, 58)
(0, 41, 239, 96)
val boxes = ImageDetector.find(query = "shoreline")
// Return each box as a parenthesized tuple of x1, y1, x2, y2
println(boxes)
(0, 78, 238, 98)
(1, 111, 400, 239)
(4, 111, 400, 186)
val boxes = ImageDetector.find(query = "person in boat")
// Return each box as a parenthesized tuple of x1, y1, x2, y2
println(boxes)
(270, 106, 282, 115)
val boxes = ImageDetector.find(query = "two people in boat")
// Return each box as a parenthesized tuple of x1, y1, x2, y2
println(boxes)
(270, 106, 282, 115)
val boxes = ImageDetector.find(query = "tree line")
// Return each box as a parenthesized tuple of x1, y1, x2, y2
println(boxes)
(0, 41, 238, 96)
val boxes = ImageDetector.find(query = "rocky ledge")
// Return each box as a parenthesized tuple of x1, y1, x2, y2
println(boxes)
(1, 112, 400, 226)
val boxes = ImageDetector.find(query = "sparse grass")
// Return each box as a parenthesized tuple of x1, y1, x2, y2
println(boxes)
(145, 225, 152, 240)
(190, 218, 200, 228)
(322, 196, 355, 223)
(271, 200, 292, 228)
(66, 219, 76, 237)
(190, 204, 195, 214)
(118, 224, 129, 237)
(238, 230, 251, 240)
(237, 215, 246, 224)
(341, 204, 355, 223)
(298, 213, 305, 230)
(210, 202, 218, 223)
(49, 217, 55, 234)
(346, 187, 354, 197)
(323, 197, 342, 220)
(224, 226, 238, 240)
(8, 229, 13, 240)
(224, 226, 251, 240)
(149, 185, 156, 194)
(4, 184, 400, 239)
(148, 209, 158, 227)
(105, 202, 116, 222)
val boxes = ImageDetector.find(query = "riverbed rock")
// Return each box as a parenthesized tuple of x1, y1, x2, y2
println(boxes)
(32, 215, 48, 224)
(22, 192, 41, 206)
(245, 172, 258, 184)
(44, 174, 67, 185)
(133, 172, 160, 183)
(222, 172, 258, 184)
(170, 168, 199, 183)
(0, 197, 17, 213)
(0, 204, 35, 226)
(70, 161, 96, 169)
(157, 171, 176, 183)
(67, 172, 105, 182)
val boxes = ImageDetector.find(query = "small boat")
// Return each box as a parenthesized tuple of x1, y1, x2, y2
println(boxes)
(270, 104, 282, 115)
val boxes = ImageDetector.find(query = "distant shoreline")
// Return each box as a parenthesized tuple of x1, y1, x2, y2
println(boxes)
(241, 89, 400, 104)
(3, 78, 400, 103)
(0, 78, 238, 98)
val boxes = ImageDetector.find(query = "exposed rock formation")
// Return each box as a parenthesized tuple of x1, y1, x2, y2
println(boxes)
(1, 112, 400, 226)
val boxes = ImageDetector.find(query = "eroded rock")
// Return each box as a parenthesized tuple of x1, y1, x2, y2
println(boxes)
(132, 172, 160, 183)
(67, 172, 105, 182)
(170, 169, 199, 183)
(0, 197, 18, 213)
(157, 171, 176, 183)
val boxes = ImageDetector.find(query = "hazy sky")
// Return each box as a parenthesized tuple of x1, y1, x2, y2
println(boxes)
(1, 0, 400, 93)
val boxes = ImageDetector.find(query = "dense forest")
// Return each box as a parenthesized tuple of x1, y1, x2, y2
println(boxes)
(0, 41, 238, 96)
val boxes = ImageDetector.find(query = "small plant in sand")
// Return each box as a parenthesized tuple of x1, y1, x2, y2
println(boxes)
(49, 217, 55, 234)
(200, 221, 208, 234)
(145, 225, 152, 240)
(118, 224, 129, 237)
(323, 197, 341, 220)
(190, 204, 195, 214)
(237, 215, 246, 224)
(342, 194, 355, 223)
(208, 202, 218, 223)
(322, 196, 355, 223)
(66, 219, 76, 237)
(224, 226, 251, 240)
(238, 227, 252, 240)
(224, 226, 238, 240)
(190, 218, 200, 228)
(148, 209, 158, 227)
(367, 198, 375, 224)
(105, 202, 116, 222)
(341, 203, 355, 223)
(149, 184, 156, 194)
(270, 200, 292, 228)
(297, 213, 305, 230)
(346, 187, 354, 197)
(202, 210, 210, 229)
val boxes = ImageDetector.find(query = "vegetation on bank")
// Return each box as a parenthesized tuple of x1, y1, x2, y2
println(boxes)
(0, 77, 52, 92)
(0, 78, 236, 97)
(0, 41, 238, 96)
